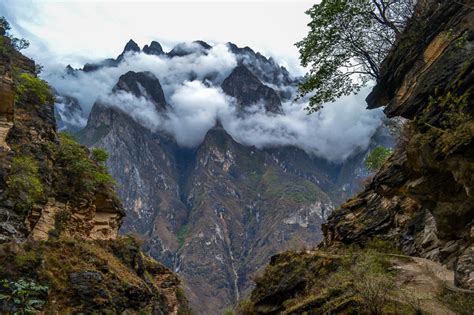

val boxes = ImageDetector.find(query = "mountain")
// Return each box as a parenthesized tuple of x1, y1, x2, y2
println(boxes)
(240, 1, 474, 313)
(56, 40, 397, 313)
(0, 30, 190, 314)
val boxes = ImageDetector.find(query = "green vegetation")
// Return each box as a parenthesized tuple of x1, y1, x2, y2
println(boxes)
(296, 0, 413, 111)
(6, 156, 43, 214)
(91, 147, 109, 164)
(0, 279, 48, 313)
(0, 16, 29, 55)
(56, 133, 115, 195)
(259, 170, 322, 204)
(421, 89, 472, 156)
(15, 73, 54, 106)
(177, 224, 190, 248)
(437, 284, 474, 315)
(365, 146, 392, 172)
(223, 307, 234, 315)
(48, 210, 71, 239)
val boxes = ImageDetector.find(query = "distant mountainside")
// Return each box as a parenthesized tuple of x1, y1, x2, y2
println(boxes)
(54, 39, 396, 314)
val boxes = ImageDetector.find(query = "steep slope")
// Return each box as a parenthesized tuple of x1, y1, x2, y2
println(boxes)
(0, 30, 190, 314)
(240, 0, 474, 313)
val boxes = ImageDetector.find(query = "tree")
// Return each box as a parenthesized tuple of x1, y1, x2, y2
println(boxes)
(0, 16, 29, 51)
(296, 0, 415, 112)
(365, 145, 392, 172)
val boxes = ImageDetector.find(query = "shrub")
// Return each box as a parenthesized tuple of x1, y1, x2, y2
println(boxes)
(56, 133, 115, 196)
(0, 278, 48, 313)
(365, 146, 392, 172)
(15, 73, 53, 106)
(6, 156, 43, 214)
(437, 284, 474, 315)
(91, 147, 109, 164)
(351, 250, 395, 314)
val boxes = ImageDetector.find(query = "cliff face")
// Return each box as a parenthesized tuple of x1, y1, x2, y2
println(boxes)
(240, 0, 473, 313)
(0, 32, 190, 314)
(325, 0, 474, 289)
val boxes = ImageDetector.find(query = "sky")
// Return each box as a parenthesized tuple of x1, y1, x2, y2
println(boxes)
(1, 0, 315, 75)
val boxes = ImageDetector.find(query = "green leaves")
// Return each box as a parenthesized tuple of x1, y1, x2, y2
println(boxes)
(0, 279, 48, 313)
(6, 156, 44, 214)
(15, 73, 54, 106)
(57, 133, 116, 195)
(365, 145, 392, 172)
(296, 0, 411, 111)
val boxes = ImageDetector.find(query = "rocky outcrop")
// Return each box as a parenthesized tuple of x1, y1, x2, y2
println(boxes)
(143, 40, 164, 56)
(113, 71, 167, 111)
(54, 94, 85, 132)
(167, 40, 212, 58)
(222, 65, 283, 114)
(324, 0, 474, 289)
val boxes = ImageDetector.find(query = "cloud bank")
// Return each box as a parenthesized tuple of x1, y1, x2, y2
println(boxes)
(45, 43, 383, 163)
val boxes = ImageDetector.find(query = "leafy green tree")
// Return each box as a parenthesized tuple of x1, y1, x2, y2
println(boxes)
(365, 145, 392, 172)
(296, 0, 414, 111)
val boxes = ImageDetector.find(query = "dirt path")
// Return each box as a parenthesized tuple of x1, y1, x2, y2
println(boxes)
(390, 255, 457, 315)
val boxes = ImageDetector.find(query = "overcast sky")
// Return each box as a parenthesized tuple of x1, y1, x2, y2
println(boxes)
(1, 0, 315, 75)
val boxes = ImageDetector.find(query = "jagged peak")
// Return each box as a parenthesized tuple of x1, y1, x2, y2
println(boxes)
(123, 39, 141, 53)
(143, 40, 164, 56)
(222, 65, 283, 114)
(112, 70, 167, 111)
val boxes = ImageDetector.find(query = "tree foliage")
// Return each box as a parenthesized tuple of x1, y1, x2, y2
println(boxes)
(6, 156, 43, 214)
(296, 0, 415, 111)
(365, 145, 392, 172)
(0, 16, 29, 51)
(56, 133, 115, 195)
(15, 73, 54, 106)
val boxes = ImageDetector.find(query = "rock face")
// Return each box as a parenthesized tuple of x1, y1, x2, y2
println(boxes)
(54, 94, 86, 132)
(143, 40, 164, 56)
(241, 1, 474, 313)
(0, 31, 190, 314)
(113, 71, 167, 111)
(324, 0, 474, 289)
(222, 65, 283, 114)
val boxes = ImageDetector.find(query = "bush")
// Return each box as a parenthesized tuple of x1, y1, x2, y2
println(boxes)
(350, 250, 395, 314)
(91, 147, 109, 164)
(15, 73, 54, 106)
(365, 146, 392, 172)
(0, 278, 48, 313)
(6, 156, 43, 214)
(56, 133, 115, 195)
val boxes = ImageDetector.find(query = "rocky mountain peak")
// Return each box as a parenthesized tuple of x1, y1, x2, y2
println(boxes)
(123, 39, 141, 53)
(143, 40, 164, 55)
(168, 40, 212, 58)
(221, 64, 283, 114)
(116, 39, 141, 62)
(112, 70, 167, 111)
